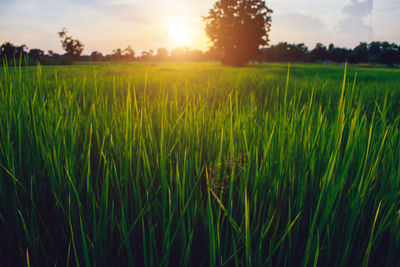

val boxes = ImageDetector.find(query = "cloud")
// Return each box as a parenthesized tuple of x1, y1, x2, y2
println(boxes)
(337, 17, 372, 36)
(270, 13, 332, 47)
(273, 13, 325, 33)
(342, 0, 373, 17)
(334, 0, 373, 47)
(334, 17, 372, 47)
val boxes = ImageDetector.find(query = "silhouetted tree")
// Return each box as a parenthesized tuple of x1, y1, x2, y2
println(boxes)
(112, 48, 123, 60)
(204, 0, 273, 66)
(156, 48, 169, 61)
(273, 42, 290, 61)
(140, 50, 154, 61)
(261, 42, 308, 62)
(58, 28, 84, 60)
(16, 44, 28, 58)
(90, 51, 103, 61)
(379, 42, 399, 67)
(327, 44, 350, 63)
(368, 41, 381, 64)
(289, 43, 308, 61)
(124, 46, 135, 60)
(259, 41, 400, 65)
(0, 42, 28, 60)
(104, 46, 136, 61)
(47, 50, 59, 58)
(28, 49, 44, 61)
(352, 42, 369, 63)
(1, 42, 17, 59)
(310, 43, 328, 61)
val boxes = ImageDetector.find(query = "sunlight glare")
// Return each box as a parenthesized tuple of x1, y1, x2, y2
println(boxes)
(168, 18, 191, 46)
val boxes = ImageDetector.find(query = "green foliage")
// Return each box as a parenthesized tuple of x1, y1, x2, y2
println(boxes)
(0, 62, 400, 266)
(262, 41, 400, 66)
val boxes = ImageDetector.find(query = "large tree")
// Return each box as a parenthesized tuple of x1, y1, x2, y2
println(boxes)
(203, 0, 272, 66)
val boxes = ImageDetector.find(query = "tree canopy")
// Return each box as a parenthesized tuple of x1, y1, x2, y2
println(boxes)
(58, 28, 84, 60)
(203, 0, 273, 66)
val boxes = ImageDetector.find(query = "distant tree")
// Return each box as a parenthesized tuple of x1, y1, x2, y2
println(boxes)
(28, 49, 44, 61)
(368, 41, 381, 64)
(112, 48, 123, 60)
(379, 42, 399, 67)
(156, 48, 169, 61)
(310, 43, 328, 61)
(0, 42, 28, 60)
(123, 46, 135, 60)
(273, 42, 290, 61)
(203, 0, 273, 66)
(58, 28, 85, 60)
(260, 41, 400, 65)
(327, 44, 350, 63)
(140, 50, 154, 61)
(90, 51, 103, 61)
(261, 43, 309, 62)
(352, 42, 369, 63)
(47, 50, 59, 58)
(105, 46, 136, 61)
(0, 42, 16, 59)
(16, 44, 28, 58)
(290, 43, 308, 61)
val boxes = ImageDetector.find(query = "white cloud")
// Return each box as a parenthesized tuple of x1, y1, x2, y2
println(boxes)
(335, 17, 372, 47)
(333, 0, 374, 47)
(270, 13, 332, 47)
(342, 0, 373, 17)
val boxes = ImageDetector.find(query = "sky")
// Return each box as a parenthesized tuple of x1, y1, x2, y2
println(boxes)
(0, 0, 399, 55)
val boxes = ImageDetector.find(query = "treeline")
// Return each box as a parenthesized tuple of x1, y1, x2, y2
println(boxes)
(262, 42, 400, 66)
(0, 42, 75, 65)
(0, 42, 218, 65)
(1, 41, 400, 66)
(86, 47, 218, 62)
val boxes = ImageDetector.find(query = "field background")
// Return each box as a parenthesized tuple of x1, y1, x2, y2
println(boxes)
(1, 62, 400, 266)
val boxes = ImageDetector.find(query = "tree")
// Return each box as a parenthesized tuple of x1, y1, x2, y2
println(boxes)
(1, 42, 17, 59)
(368, 41, 381, 64)
(58, 28, 84, 60)
(0, 42, 28, 60)
(123, 46, 135, 60)
(327, 44, 350, 63)
(90, 51, 103, 61)
(140, 50, 154, 61)
(310, 43, 328, 61)
(352, 42, 369, 63)
(156, 48, 169, 61)
(203, 0, 273, 66)
(28, 49, 44, 61)
(379, 42, 399, 67)
(105, 47, 136, 61)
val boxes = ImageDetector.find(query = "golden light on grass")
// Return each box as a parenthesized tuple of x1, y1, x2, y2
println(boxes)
(168, 18, 191, 46)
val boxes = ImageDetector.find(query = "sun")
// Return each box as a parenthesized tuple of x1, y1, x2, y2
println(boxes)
(168, 18, 191, 46)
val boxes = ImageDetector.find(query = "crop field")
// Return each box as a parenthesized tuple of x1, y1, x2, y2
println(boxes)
(0, 62, 400, 266)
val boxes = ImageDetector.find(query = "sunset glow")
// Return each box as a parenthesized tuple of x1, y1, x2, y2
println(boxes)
(168, 18, 191, 46)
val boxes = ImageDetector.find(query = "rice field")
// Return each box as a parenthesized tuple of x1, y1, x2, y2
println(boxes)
(0, 62, 400, 266)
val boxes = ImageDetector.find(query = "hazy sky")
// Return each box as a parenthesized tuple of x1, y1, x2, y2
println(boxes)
(1, 0, 399, 54)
